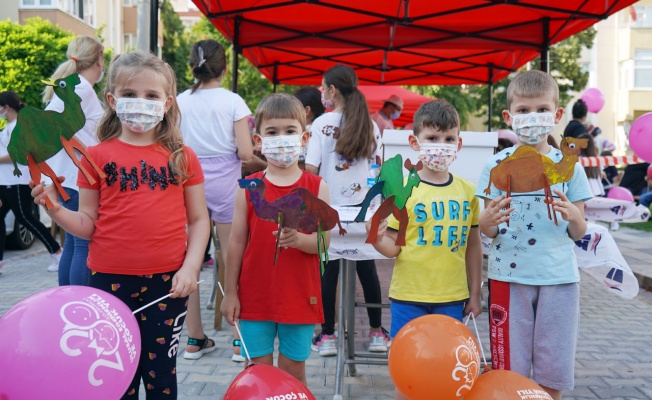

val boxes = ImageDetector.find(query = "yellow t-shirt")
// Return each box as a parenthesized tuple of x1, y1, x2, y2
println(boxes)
(387, 174, 479, 303)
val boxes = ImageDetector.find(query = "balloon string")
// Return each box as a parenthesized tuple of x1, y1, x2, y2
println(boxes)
(464, 312, 489, 371)
(132, 280, 204, 315)
(218, 282, 253, 364)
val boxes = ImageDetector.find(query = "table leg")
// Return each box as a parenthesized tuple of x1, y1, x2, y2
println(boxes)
(345, 259, 357, 377)
(333, 259, 346, 400)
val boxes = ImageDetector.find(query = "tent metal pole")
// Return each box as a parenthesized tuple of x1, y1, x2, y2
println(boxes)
(273, 62, 279, 93)
(232, 16, 241, 93)
(487, 66, 493, 132)
(150, 0, 158, 55)
(540, 17, 550, 73)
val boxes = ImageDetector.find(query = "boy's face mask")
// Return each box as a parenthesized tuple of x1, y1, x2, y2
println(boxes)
(417, 141, 458, 171)
(260, 134, 305, 168)
(509, 111, 556, 145)
(115, 97, 165, 133)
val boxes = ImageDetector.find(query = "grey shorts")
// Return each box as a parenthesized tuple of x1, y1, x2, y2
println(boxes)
(488, 280, 580, 391)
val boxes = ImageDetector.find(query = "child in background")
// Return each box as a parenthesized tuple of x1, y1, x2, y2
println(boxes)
(32, 51, 210, 399)
(577, 133, 604, 196)
(476, 70, 592, 400)
(221, 93, 330, 385)
(293, 86, 325, 170)
(177, 39, 253, 362)
(305, 65, 389, 356)
(368, 100, 483, 400)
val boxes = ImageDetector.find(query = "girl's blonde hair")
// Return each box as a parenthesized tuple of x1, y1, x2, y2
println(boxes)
(98, 51, 189, 180)
(43, 35, 104, 104)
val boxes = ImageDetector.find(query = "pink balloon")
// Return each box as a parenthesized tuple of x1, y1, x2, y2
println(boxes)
(224, 364, 316, 400)
(497, 129, 518, 145)
(648, 164, 652, 181)
(629, 112, 652, 163)
(581, 88, 605, 113)
(607, 186, 635, 202)
(0, 286, 140, 400)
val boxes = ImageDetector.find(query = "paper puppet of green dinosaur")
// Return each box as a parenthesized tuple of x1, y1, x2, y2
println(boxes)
(354, 155, 423, 246)
(7, 73, 106, 209)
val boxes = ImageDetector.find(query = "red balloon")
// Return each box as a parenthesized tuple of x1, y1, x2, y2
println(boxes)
(464, 370, 553, 400)
(224, 364, 316, 400)
(607, 186, 634, 202)
(388, 314, 481, 400)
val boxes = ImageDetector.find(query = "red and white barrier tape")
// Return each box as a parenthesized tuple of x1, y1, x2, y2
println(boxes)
(579, 155, 644, 167)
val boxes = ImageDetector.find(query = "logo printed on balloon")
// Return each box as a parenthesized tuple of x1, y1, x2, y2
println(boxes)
(451, 337, 481, 397)
(516, 388, 553, 399)
(264, 392, 311, 400)
(59, 294, 138, 386)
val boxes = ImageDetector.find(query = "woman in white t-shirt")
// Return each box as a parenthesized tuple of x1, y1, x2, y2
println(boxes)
(305, 65, 390, 356)
(0, 91, 62, 275)
(177, 39, 253, 362)
(42, 35, 105, 284)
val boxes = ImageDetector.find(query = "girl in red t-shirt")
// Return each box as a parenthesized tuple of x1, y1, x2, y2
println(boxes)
(32, 51, 210, 399)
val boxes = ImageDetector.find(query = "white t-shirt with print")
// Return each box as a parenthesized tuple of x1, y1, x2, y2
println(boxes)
(305, 112, 382, 206)
(45, 75, 104, 190)
(177, 88, 251, 158)
(0, 120, 29, 185)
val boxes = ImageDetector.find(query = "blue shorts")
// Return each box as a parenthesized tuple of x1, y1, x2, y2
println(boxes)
(238, 320, 315, 361)
(389, 300, 464, 338)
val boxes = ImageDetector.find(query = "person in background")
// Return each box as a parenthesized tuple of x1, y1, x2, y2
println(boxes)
(563, 98, 588, 138)
(177, 39, 253, 362)
(293, 87, 325, 170)
(577, 133, 604, 197)
(42, 35, 105, 281)
(371, 94, 403, 136)
(588, 125, 605, 154)
(0, 91, 62, 275)
(305, 65, 389, 356)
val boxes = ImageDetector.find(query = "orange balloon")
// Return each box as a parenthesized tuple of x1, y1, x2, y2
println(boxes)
(388, 314, 481, 400)
(464, 370, 553, 400)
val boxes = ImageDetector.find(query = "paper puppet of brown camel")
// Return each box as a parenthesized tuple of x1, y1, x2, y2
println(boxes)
(483, 137, 588, 226)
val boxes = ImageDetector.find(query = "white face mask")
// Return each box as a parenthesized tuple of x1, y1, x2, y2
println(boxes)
(261, 135, 305, 168)
(417, 141, 458, 171)
(115, 97, 165, 133)
(509, 111, 556, 145)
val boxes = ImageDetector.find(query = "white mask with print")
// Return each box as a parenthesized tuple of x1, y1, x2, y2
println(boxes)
(417, 142, 458, 171)
(115, 97, 165, 133)
(509, 111, 556, 145)
(261, 135, 304, 168)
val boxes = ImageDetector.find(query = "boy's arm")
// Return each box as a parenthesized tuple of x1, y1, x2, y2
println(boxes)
(171, 183, 210, 298)
(222, 187, 249, 325)
(275, 180, 331, 254)
(553, 190, 587, 241)
(464, 226, 483, 317)
(366, 219, 401, 258)
(478, 195, 514, 238)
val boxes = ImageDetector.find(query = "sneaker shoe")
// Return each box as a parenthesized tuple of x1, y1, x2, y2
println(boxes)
(368, 327, 390, 353)
(47, 253, 62, 272)
(311, 332, 337, 356)
(610, 221, 620, 231)
(231, 353, 246, 362)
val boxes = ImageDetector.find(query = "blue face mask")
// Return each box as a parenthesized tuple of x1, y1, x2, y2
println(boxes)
(390, 110, 400, 120)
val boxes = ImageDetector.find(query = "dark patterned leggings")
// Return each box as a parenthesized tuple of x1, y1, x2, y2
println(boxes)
(90, 270, 188, 400)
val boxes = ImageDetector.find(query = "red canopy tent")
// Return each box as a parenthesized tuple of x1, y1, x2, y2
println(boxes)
(191, 1, 637, 88)
(358, 85, 434, 128)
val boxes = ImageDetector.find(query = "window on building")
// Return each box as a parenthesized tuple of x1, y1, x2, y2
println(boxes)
(632, 6, 652, 28)
(20, 0, 54, 6)
(634, 50, 652, 88)
(123, 0, 136, 6)
(124, 34, 137, 51)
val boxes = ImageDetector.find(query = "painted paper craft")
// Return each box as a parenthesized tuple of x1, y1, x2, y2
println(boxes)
(354, 155, 423, 246)
(239, 176, 347, 272)
(483, 137, 588, 226)
(7, 73, 106, 209)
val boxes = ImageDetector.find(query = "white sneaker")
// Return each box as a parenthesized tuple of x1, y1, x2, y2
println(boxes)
(610, 221, 620, 231)
(311, 332, 337, 357)
(47, 253, 62, 272)
(368, 327, 391, 353)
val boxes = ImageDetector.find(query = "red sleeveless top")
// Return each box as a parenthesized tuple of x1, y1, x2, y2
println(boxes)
(239, 171, 324, 324)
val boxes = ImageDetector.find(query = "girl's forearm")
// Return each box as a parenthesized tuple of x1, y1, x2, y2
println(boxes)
(47, 207, 96, 240)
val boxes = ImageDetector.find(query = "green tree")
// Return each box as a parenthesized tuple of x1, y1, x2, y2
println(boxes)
(406, 85, 477, 128)
(160, 0, 193, 92)
(0, 18, 74, 109)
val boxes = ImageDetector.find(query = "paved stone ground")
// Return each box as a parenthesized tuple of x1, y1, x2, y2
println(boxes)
(1, 224, 651, 399)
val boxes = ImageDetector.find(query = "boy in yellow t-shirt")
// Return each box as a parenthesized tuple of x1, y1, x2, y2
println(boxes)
(368, 100, 482, 399)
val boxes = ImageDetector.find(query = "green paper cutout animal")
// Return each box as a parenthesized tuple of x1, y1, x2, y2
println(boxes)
(7, 73, 106, 209)
(354, 155, 423, 246)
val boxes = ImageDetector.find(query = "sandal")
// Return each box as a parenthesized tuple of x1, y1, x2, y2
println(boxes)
(183, 335, 216, 360)
(231, 339, 246, 363)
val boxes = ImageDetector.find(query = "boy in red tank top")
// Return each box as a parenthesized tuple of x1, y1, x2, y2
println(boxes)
(221, 93, 331, 386)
